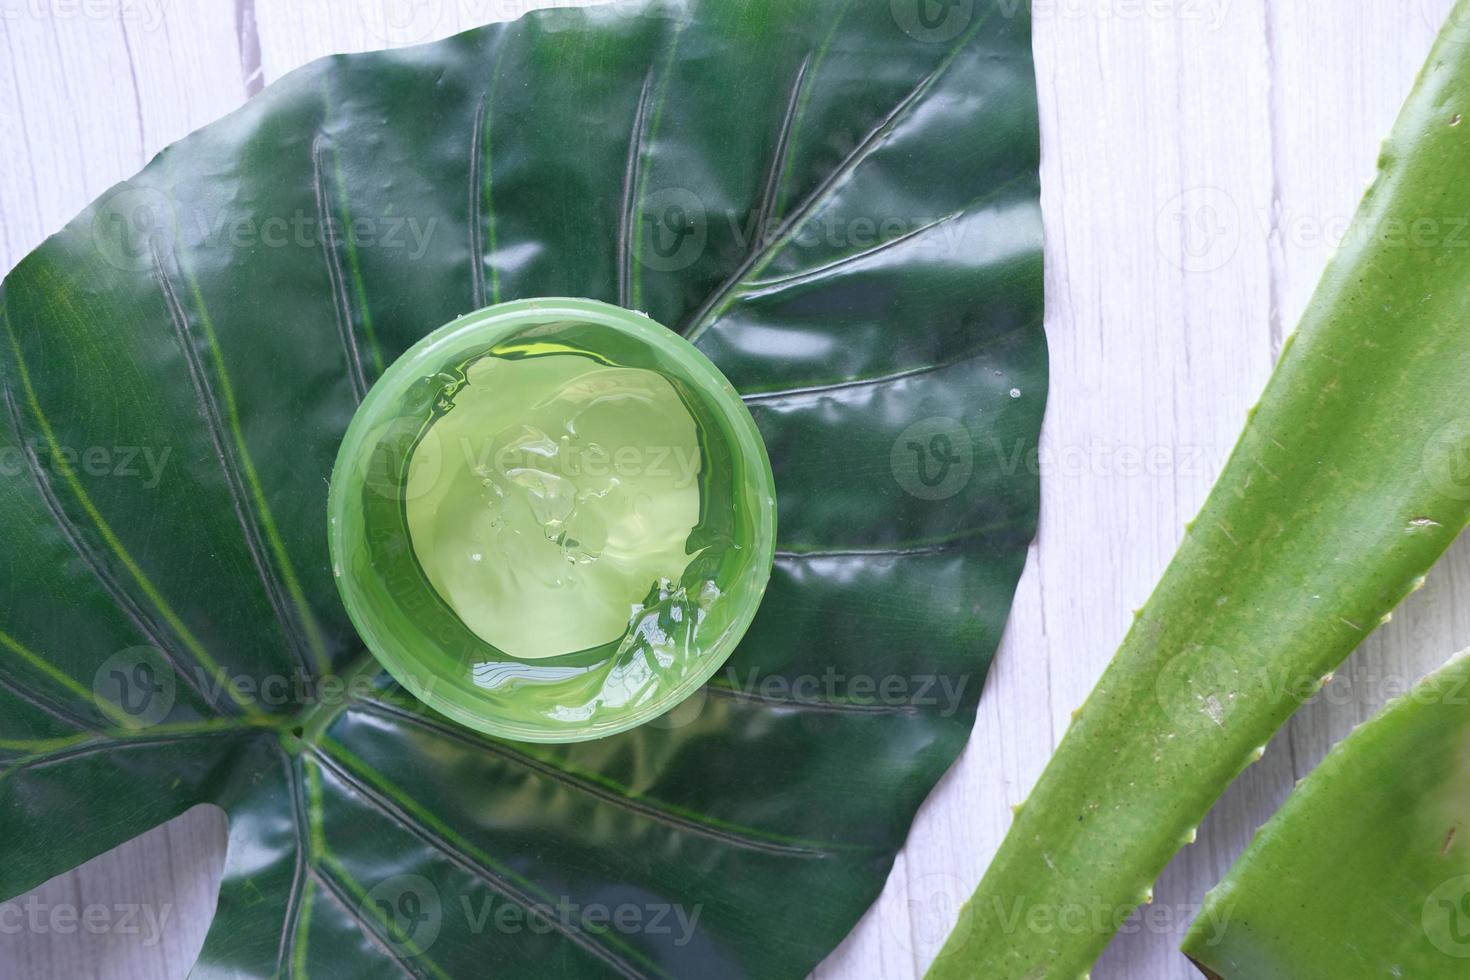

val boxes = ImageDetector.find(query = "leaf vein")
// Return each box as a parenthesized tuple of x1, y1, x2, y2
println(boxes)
(311, 133, 369, 404)
(1, 300, 253, 716)
(276, 745, 309, 979)
(305, 865, 427, 980)
(469, 93, 492, 308)
(680, 6, 996, 342)
(308, 742, 665, 980)
(741, 173, 1035, 295)
(774, 518, 1016, 562)
(0, 660, 99, 735)
(353, 696, 837, 858)
(626, 21, 686, 311)
(152, 251, 324, 682)
(158, 237, 332, 675)
(737, 313, 1039, 405)
(617, 68, 657, 309)
(748, 53, 814, 258)
(704, 682, 921, 716)
(1, 382, 234, 716)
(0, 727, 254, 784)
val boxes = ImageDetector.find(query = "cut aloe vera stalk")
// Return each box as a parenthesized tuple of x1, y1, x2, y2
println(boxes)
(927, 3, 1470, 976)
(1182, 650, 1470, 978)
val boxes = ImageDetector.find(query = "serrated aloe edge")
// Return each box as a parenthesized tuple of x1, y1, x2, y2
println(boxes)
(927, 3, 1470, 977)
(1180, 649, 1470, 978)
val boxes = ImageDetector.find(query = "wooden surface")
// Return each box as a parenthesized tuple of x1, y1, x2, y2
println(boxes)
(2, 1, 1466, 977)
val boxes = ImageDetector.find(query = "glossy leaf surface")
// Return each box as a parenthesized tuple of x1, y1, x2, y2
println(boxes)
(0, 1, 1044, 976)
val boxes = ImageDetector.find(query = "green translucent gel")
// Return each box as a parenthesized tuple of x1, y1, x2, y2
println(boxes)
(328, 299, 776, 743)
(406, 353, 704, 660)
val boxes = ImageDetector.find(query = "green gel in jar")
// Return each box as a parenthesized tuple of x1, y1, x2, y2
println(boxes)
(328, 298, 777, 743)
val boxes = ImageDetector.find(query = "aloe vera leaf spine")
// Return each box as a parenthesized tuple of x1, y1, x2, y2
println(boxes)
(927, 4, 1470, 976)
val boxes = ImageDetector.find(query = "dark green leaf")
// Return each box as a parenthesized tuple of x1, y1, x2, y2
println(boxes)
(0, 1, 1044, 976)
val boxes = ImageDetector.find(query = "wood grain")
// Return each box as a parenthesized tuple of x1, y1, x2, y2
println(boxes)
(0, 2, 1464, 977)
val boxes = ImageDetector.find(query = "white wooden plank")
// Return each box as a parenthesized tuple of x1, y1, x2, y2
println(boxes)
(0, 804, 226, 980)
(252, 0, 611, 84)
(1094, 2, 1462, 977)
(0, 1, 247, 270)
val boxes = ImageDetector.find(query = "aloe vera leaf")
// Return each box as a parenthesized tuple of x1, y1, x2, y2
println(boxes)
(1180, 649, 1470, 978)
(926, 4, 1470, 977)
